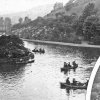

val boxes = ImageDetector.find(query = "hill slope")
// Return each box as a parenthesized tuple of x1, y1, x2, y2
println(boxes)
(11, 0, 100, 45)
(44, 0, 100, 19)
(1, 4, 54, 24)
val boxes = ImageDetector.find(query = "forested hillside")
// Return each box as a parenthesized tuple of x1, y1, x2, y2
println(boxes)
(11, 0, 100, 45)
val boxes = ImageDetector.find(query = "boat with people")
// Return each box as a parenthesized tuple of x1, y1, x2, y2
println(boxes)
(60, 82, 87, 89)
(60, 77, 88, 90)
(32, 48, 45, 54)
(61, 61, 78, 72)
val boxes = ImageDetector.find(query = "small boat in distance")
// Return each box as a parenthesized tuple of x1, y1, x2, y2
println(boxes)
(32, 48, 45, 54)
(61, 61, 78, 72)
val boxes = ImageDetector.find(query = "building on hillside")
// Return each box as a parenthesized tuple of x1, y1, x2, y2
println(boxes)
(0, 17, 12, 35)
(4, 17, 12, 34)
(0, 17, 5, 32)
(54, 2, 63, 10)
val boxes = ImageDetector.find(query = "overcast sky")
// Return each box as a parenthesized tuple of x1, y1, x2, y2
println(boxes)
(0, 0, 70, 15)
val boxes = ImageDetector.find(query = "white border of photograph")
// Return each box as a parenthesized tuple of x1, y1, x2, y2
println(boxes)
(86, 57, 100, 100)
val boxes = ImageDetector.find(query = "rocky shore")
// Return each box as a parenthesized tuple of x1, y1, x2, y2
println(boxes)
(0, 35, 34, 64)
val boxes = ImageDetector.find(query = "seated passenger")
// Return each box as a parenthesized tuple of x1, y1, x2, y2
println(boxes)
(72, 61, 78, 68)
(68, 62, 71, 68)
(42, 49, 45, 53)
(72, 61, 77, 66)
(85, 80, 89, 86)
(64, 62, 67, 67)
(66, 77, 70, 85)
(39, 48, 42, 52)
(72, 78, 77, 86)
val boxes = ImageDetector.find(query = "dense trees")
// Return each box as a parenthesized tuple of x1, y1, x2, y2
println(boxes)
(12, 2, 100, 45)
(0, 35, 29, 58)
(76, 3, 98, 36)
(83, 15, 99, 40)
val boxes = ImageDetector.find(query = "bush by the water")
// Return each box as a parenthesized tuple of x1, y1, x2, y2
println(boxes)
(0, 35, 30, 58)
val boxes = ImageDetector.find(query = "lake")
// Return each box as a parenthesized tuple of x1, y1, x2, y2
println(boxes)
(0, 41, 99, 100)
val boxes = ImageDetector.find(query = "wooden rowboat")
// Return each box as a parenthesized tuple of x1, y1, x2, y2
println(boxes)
(60, 82, 87, 90)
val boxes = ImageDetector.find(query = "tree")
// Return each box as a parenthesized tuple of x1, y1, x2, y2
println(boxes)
(92, 35, 100, 45)
(0, 35, 30, 58)
(76, 3, 98, 36)
(82, 3, 97, 20)
(83, 15, 99, 40)
(65, 0, 75, 11)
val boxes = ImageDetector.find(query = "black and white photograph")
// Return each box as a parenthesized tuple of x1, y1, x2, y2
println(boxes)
(0, 0, 100, 100)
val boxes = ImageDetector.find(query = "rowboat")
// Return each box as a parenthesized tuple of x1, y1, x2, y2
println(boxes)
(32, 49, 45, 54)
(60, 82, 87, 89)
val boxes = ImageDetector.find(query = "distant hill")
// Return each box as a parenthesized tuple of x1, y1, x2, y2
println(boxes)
(2, 0, 100, 24)
(1, 4, 54, 24)
(11, 0, 100, 45)
(44, 0, 100, 19)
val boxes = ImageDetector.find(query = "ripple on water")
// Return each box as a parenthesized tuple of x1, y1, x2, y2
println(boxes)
(0, 41, 99, 100)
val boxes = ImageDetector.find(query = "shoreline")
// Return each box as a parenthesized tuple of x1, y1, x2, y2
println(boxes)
(22, 38, 100, 48)
(0, 53, 34, 64)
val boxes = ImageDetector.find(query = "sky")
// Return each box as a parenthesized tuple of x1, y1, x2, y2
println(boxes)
(0, 0, 70, 15)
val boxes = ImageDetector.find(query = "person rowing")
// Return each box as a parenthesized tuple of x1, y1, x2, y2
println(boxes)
(85, 80, 89, 86)
(68, 62, 72, 68)
(72, 78, 78, 86)
(39, 48, 42, 52)
(42, 49, 45, 53)
(72, 61, 78, 68)
(66, 77, 70, 85)
(64, 62, 68, 68)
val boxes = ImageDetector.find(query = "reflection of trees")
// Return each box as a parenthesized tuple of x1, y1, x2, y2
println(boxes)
(78, 47, 100, 64)
(33, 42, 100, 65)
(0, 63, 25, 85)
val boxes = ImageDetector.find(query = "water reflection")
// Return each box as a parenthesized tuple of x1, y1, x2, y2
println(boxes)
(0, 41, 99, 100)
(26, 42, 98, 64)
(0, 63, 26, 88)
(24, 41, 99, 100)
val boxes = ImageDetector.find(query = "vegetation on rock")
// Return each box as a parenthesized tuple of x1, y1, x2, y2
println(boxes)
(0, 35, 30, 58)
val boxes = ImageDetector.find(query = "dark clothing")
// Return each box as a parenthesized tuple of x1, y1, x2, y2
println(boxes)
(68, 64, 71, 68)
(73, 61, 76, 66)
(85, 80, 89, 86)
(64, 62, 67, 67)
(66, 78, 70, 85)
(72, 79, 77, 85)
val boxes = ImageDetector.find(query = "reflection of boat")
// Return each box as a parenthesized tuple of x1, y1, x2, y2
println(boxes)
(61, 65, 78, 72)
(60, 82, 87, 89)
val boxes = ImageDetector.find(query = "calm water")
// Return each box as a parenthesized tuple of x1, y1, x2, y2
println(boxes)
(0, 41, 99, 100)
